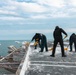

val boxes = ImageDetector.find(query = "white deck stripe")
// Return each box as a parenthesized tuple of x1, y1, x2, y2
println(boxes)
(30, 64, 76, 68)
(30, 61, 76, 64)
(20, 46, 31, 75)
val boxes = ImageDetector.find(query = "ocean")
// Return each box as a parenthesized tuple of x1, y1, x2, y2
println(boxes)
(0, 40, 27, 56)
(0, 40, 27, 74)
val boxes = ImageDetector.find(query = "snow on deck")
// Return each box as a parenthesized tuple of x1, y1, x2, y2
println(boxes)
(19, 43, 76, 75)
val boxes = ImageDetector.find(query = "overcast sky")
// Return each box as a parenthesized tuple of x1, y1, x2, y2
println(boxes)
(0, 0, 76, 40)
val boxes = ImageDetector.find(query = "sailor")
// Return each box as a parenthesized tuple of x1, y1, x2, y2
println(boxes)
(31, 33, 41, 49)
(50, 26, 68, 57)
(69, 33, 76, 52)
(31, 33, 48, 52)
(39, 33, 48, 52)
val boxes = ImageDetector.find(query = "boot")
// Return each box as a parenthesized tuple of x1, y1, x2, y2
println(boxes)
(50, 55, 55, 57)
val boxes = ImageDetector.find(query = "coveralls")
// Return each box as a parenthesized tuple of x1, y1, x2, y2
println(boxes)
(51, 26, 67, 57)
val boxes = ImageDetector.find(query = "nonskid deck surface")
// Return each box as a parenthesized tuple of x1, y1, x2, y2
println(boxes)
(24, 46, 76, 75)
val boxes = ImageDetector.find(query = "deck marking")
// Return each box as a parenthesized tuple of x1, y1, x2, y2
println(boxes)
(30, 61, 76, 64)
(30, 63, 76, 68)
(20, 46, 31, 75)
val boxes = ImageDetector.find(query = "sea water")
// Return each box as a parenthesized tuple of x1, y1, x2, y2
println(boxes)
(0, 40, 27, 56)
(0, 40, 27, 74)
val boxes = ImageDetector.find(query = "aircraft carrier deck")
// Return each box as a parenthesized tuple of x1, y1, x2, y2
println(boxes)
(16, 43, 76, 75)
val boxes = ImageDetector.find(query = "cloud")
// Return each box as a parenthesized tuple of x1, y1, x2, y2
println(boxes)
(0, 29, 53, 35)
(0, 0, 76, 20)
(50, 12, 69, 18)
(30, 15, 48, 19)
(68, 0, 76, 7)
(34, 0, 65, 8)
(0, 28, 76, 40)
(20, 2, 47, 13)
(0, 10, 18, 16)
(29, 29, 52, 33)
(16, 29, 53, 34)
(0, 29, 53, 40)
(0, 16, 24, 21)
(66, 28, 76, 33)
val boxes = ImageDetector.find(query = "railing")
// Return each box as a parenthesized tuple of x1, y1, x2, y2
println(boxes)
(0, 47, 19, 62)
(0, 46, 25, 75)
